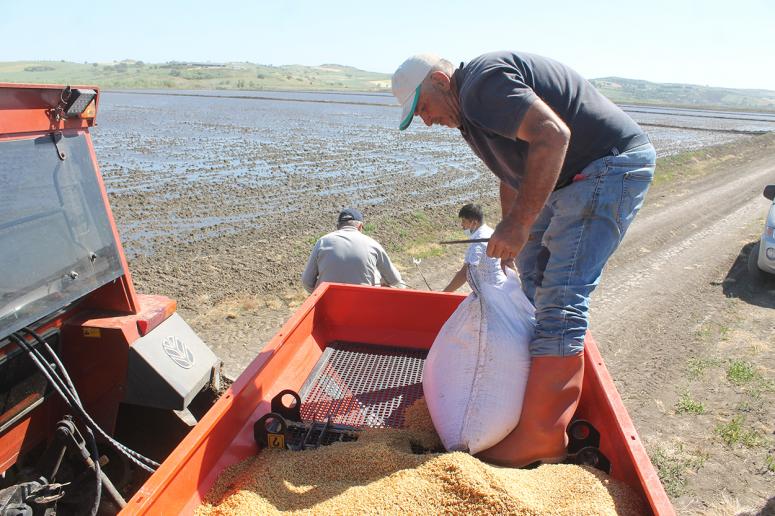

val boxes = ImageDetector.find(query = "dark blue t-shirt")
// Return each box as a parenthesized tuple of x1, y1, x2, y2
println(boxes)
(455, 51, 645, 190)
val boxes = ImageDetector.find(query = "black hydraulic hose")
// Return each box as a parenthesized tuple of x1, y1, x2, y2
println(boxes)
(10, 333, 83, 415)
(86, 426, 102, 516)
(19, 328, 82, 403)
(14, 330, 159, 470)
(10, 332, 102, 514)
(20, 328, 161, 470)
(11, 332, 156, 474)
(9, 332, 158, 473)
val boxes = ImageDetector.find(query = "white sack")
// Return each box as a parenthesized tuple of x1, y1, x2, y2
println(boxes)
(423, 268, 534, 454)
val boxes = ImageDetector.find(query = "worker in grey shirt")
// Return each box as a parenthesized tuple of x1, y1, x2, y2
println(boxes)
(302, 208, 404, 293)
(392, 51, 656, 468)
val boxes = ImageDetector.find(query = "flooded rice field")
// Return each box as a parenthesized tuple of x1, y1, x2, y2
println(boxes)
(92, 89, 775, 263)
(88, 89, 775, 378)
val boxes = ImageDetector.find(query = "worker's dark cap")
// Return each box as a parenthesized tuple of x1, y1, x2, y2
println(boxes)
(338, 208, 364, 223)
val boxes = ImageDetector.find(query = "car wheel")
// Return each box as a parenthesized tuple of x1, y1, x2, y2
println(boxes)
(747, 242, 768, 281)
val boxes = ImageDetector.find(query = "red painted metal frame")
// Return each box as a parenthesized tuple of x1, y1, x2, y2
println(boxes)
(0, 83, 138, 314)
(0, 295, 176, 475)
(123, 283, 674, 516)
(79, 127, 139, 314)
(0, 82, 99, 135)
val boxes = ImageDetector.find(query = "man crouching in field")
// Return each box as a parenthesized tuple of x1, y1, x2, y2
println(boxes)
(302, 208, 404, 292)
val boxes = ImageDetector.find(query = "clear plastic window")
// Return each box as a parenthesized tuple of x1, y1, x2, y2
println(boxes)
(0, 133, 124, 338)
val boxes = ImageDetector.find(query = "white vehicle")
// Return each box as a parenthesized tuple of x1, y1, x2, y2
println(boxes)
(748, 185, 775, 278)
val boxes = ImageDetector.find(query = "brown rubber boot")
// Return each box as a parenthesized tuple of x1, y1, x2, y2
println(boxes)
(475, 353, 584, 467)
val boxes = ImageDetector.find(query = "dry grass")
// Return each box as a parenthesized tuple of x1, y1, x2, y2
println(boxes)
(406, 242, 445, 259)
(191, 290, 309, 325)
(697, 493, 755, 516)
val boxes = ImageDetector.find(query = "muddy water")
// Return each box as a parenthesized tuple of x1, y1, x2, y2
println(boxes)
(91, 90, 775, 261)
(93, 91, 487, 257)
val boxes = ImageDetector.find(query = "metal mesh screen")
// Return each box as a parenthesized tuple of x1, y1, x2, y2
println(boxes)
(299, 341, 427, 429)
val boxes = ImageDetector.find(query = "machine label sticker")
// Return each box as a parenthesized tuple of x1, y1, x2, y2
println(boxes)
(83, 327, 101, 338)
(268, 433, 285, 449)
(162, 335, 194, 369)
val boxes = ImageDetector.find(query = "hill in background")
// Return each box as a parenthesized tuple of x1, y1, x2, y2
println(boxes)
(0, 60, 390, 92)
(2, 60, 774, 112)
(591, 77, 775, 112)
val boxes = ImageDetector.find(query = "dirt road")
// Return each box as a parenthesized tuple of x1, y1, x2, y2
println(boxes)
(588, 142, 775, 512)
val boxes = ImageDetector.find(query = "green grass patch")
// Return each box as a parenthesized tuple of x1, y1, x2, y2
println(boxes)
(411, 211, 428, 223)
(304, 232, 327, 246)
(693, 321, 732, 342)
(653, 133, 775, 187)
(695, 325, 713, 340)
(766, 455, 775, 473)
(686, 357, 722, 380)
(649, 444, 707, 497)
(675, 392, 705, 414)
(726, 360, 756, 385)
(407, 243, 445, 260)
(715, 416, 761, 447)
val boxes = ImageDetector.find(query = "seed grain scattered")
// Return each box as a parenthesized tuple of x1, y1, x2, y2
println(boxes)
(197, 400, 645, 515)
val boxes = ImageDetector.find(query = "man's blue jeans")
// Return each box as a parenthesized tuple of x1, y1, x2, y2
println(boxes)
(517, 143, 657, 357)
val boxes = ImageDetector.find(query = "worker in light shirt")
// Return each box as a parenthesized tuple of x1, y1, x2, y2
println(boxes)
(302, 208, 404, 293)
(443, 203, 505, 292)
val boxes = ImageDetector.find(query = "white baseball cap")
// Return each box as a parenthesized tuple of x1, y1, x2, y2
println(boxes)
(391, 53, 442, 130)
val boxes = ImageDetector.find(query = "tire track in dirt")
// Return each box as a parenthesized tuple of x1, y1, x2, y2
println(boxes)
(589, 154, 775, 423)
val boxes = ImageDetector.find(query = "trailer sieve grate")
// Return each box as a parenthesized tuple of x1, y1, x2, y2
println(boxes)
(298, 341, 427, 429)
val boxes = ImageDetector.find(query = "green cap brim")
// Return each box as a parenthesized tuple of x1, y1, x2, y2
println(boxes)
(399, 85, 421, 131)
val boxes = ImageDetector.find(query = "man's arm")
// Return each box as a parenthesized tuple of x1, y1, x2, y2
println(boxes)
(500, 181, 518, 219)
(376, 249, 404, 288)
(301, 243, 320, 293)
(487, 99, 570, 261)
(443, 263, 468, 292)
(498, 182, 519, 272)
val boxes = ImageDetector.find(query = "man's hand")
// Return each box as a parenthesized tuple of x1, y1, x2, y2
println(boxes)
(487, 218, 529, 261)
(500, 256, 517, 274)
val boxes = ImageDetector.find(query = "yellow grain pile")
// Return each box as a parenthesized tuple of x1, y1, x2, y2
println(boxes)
(197, 400, 644, 515)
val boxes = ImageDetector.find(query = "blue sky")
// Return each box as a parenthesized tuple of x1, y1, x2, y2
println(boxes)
(2, 0, 774, 90)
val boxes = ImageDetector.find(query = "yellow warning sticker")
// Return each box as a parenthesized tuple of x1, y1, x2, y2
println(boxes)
(83, 327, 101, 338)
(268, 433, 285, 449)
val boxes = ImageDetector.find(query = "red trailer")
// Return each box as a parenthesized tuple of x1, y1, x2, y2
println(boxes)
(124, 282, 675, 515)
